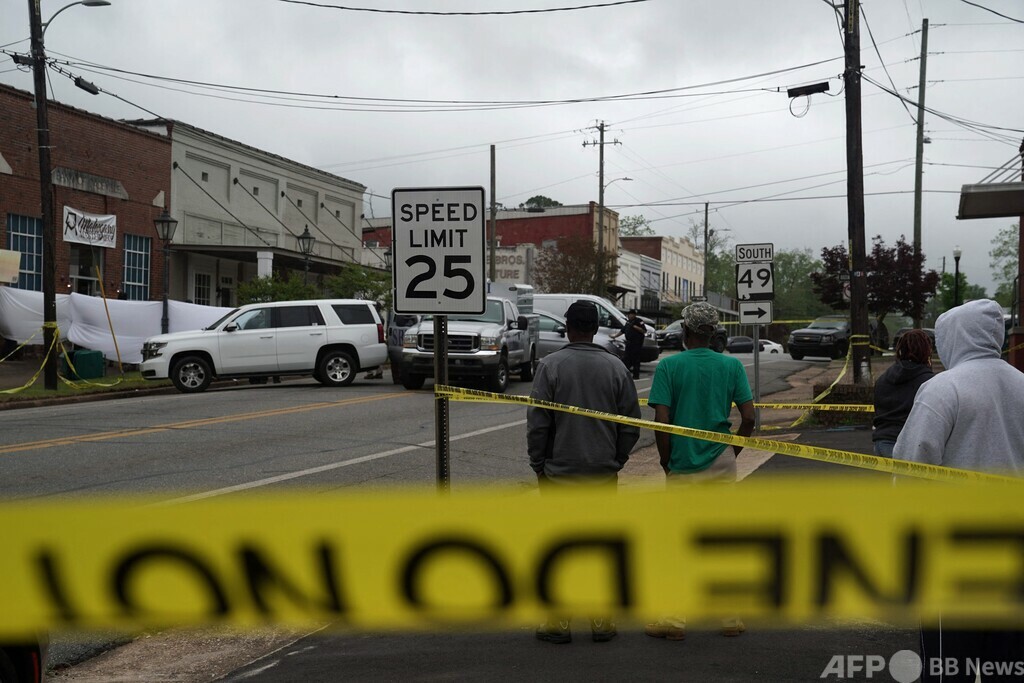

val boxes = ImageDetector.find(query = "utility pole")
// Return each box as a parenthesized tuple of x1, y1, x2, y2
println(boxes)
(844, 0, 870, 384)
(489, 144, 497, 286)
(583, 122, 619, 296)
(28, 0, 58, 391)
(912, 18, 929, 329)
(702, 202, 710, 297)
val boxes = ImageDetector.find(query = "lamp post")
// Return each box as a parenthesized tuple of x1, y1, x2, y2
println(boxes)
(27, 0, 111, 390)
(953, 245, 962, 308)
(298, 225, 315, 285)
(598, 176, 631, 295)
(154, 211, 178, 334)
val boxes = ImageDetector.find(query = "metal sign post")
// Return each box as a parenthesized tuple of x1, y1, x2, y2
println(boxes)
(736, 243, 775, 432)
(392, 186, 486, 491)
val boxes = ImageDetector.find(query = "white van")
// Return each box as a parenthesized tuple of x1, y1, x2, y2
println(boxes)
(533, 293, 660, 362)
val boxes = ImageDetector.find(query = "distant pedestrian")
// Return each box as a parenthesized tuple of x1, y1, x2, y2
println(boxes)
(613, 309, 646, 379)
(645, 301, 755, 641)
(871, 329, 933, 457)
(527, 300, 641, 644)
(894, 299, 1024, 678)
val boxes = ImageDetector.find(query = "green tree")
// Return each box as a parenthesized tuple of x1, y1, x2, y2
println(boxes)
(989, 223, 1019, 307)
(519, 195, 562, 209)
(619, 214, 655, 237)
(237, 273, 316, 305)
(533, 234, 617, 296)
(772, 248, 830, 319)
(928, 271, 988, 318)
(324, 265, 391, 308)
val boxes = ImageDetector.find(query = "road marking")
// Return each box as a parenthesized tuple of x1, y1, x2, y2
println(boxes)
(0, 393, 407, 456)
(155, 418, 529, 506)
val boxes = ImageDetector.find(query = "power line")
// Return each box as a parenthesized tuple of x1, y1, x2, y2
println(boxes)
(277, 0, 649, 15)
(861, 5, 916, 125)
(957, 0, 1024, 23)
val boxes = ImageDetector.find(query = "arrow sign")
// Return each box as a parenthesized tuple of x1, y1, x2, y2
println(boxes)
(739, 301, 774, 324)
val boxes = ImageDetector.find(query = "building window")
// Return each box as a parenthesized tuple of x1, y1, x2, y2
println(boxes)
(122, 234, 151, 300)
(335, 210, 341, 218)
(201, 171, 209, 182)
(297, 199, 303, 208)
(194, 273, 212, 306)
(253, 186, 260, 196)
(6, 214, 42, 291)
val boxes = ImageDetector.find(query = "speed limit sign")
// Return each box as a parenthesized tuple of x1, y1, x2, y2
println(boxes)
(391, 187, 486, 314)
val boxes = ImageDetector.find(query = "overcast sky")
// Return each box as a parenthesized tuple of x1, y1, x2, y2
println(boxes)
(3, 0, 1021, 293)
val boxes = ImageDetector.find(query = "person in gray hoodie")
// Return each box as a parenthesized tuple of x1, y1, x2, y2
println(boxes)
(871, 329, 934, 457)
(894, 299, 1024, 679)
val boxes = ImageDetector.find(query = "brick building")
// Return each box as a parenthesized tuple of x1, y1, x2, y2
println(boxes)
(0, 84, 172, 300)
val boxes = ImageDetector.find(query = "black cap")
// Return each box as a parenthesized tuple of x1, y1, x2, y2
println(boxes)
(565, 301, 599, 328)
(628, 308, 638, 315)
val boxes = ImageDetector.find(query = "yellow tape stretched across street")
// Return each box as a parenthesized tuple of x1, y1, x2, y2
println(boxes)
(2, 479, 1023, 637)
(635, 397, 874, 412)
(435, 385, 1016, 485)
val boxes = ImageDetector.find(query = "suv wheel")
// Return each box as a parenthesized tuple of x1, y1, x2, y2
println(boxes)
(172, 356, 212, 393)
(711, 336, 726, 353)
(832, 342, 848, 360)
(519, 347, 537, 381)
(318, 350, 356, 387)
(790, 351, 804, 360)
(487, 357, 510, 393)
(402, 373, 426, 390)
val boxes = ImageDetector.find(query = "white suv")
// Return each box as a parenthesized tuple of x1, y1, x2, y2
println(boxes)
(140, 299, 387, 393)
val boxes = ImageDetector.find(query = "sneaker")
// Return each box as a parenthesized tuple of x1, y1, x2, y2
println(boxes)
(721, 620, 746, 637)
(590, 618, 617, 642)
(536, 619, 571, 644)
(644, 621, 686, 641)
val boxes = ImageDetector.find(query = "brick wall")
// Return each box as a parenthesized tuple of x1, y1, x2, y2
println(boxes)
(0, 84, 172, 298)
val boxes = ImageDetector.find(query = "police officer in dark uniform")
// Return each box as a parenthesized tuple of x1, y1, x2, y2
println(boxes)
(614, 309, 647, 379)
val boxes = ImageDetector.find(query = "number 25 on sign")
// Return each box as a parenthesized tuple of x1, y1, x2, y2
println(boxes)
(735, 262, 774, 301)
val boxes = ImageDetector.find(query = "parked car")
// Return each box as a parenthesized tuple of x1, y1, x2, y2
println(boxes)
(726, 335, 754, 353)
(533, 294, 660, 362)
(655, 319, 728, 353)
(536, 310, 624, 359)
(891, 327, 936, 351)
(760, 339, 784, 354)
(140, 299, 388, 392)
(387, 313, 421, 384)
(788, 317, 851, 360)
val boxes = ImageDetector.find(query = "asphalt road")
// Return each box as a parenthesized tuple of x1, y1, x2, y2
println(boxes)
(2, 352, 918, 680)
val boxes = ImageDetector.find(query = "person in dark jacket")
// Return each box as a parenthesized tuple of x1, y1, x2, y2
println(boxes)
(871, 328, 933, 457)
(612, 309, 646, 379)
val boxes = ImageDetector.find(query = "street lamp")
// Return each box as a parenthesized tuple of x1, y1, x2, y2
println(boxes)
(953, 245, 962, 308)
(27, 0, 112, 390)
(298, 225, 315, 284)
(154, 211, 178, 334)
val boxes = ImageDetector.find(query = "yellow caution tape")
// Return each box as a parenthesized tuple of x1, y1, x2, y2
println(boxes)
(637, 397, 873, 412)
(0, 329, 57, 395)
(436, 385, 1016, 485)
(2, 479, 1023, 638)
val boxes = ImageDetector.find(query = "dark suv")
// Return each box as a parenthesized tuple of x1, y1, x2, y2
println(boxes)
(788, 317, 851, 360)
(656, 319, 727, 353)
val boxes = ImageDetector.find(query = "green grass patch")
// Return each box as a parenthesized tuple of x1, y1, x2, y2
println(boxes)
(0, 371, 170, 402)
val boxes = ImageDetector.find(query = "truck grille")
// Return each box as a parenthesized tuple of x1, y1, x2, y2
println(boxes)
(419, 334, 478, 352)
(793, 334, 821, 343)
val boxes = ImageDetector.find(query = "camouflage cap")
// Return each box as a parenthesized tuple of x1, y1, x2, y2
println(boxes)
(682, 301, 719, 333)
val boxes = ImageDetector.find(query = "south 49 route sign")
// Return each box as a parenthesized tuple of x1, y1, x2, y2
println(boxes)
(392, 187, 486, 314)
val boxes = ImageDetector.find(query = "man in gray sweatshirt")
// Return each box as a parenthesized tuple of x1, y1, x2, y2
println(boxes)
(527, 300, 641, 645)
(894, 298, 1024, 678)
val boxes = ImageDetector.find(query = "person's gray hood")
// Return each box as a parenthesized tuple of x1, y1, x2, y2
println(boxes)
(935, 298, 1004, 369)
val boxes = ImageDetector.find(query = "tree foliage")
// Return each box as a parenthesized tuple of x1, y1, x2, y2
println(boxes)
(520, 195, 562, 209)
(324, 265, 391, 308)
(533, 234, 617, 296)
(989, 223, 1019, 307)
(772, 248, 831, 319)
(237, 273, 316, 305)
(619, 214, 655, 237)
(927, 271, 988, 318)
(809, 235, 939, 323)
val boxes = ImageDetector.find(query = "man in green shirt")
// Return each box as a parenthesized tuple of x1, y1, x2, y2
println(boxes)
(645, 301, 755, 640)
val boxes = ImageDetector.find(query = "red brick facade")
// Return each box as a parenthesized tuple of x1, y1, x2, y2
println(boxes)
(620, 236, 662, 260)
(0, 84, 171, 299)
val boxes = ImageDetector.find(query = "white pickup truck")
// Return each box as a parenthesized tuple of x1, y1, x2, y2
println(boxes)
(399, 296, 539, 393)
